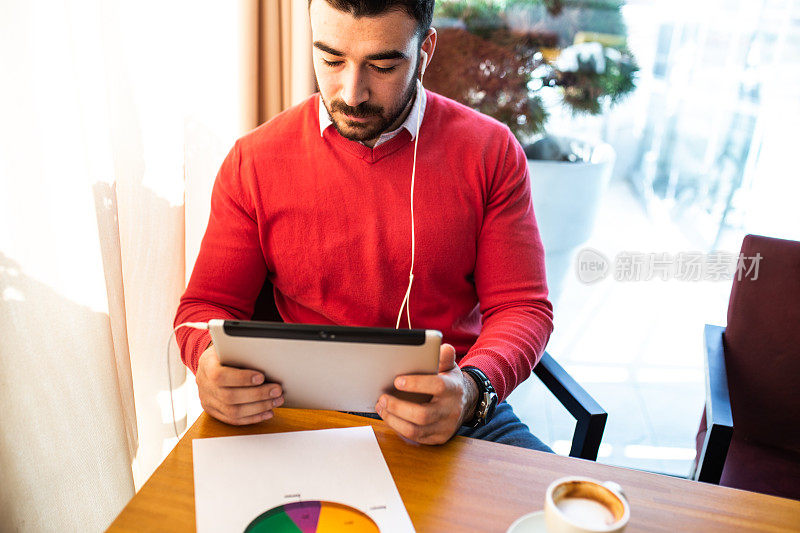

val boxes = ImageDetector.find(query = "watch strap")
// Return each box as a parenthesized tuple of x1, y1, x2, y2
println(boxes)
(462, 366, 498, 428)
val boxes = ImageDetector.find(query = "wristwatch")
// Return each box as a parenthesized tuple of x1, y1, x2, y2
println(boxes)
(461, 366, 498, 428)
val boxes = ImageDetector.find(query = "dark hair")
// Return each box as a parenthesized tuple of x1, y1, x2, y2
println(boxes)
(310, 0, 435, 38)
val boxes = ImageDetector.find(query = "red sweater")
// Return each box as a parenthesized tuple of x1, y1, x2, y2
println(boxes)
(175, 91, 553, 401)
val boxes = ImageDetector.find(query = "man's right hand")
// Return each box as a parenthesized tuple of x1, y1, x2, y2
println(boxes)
(196, 345, 284, 425)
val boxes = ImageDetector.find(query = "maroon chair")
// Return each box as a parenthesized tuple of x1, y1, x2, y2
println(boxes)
(692, 234, 800, 500)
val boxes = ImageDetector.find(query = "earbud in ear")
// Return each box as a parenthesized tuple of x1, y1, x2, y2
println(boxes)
(419, 50, 428, 79)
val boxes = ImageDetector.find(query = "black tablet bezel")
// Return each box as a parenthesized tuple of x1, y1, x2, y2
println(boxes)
(221, 320, 427, 346)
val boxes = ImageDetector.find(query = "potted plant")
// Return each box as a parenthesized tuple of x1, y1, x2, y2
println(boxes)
(425, 0, 638, 304)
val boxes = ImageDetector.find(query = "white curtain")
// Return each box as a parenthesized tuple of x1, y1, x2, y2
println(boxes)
(0, 0, 312, 530)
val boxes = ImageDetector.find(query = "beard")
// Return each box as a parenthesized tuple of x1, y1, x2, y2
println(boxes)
(321, 60, 420, 144)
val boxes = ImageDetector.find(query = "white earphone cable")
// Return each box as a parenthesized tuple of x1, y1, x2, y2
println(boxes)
(167, 321, 210, 438)
(395, 76, 424, 330)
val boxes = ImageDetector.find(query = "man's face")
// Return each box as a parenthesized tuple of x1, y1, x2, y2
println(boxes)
(309, 0, 425, 144)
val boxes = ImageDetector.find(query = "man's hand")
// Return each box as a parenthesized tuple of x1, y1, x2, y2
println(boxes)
(196, 345, 284, 425)
(375, 344, 479, 445)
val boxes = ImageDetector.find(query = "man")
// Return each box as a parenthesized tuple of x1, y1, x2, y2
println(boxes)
(175, 0, 553, 450)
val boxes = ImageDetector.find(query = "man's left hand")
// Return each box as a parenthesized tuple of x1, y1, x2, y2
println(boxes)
(375, 343, 478, 445)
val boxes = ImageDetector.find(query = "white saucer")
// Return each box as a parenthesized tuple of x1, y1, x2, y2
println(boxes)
(506, 510, 546, 533)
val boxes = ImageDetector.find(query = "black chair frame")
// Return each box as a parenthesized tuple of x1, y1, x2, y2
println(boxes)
(533, 351, 607, 460)
(691, 324, 734, 484)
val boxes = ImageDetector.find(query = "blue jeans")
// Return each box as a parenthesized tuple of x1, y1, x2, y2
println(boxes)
(347, 401, 552, 453)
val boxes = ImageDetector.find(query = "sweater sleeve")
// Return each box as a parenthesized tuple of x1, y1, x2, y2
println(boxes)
(457, 131, 554, 401)
(174, 141, 269, 373)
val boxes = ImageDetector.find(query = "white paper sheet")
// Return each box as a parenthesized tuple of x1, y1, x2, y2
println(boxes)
(192, 426, 415, 532)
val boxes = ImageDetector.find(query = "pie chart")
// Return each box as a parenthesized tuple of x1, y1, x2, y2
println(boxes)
(244, 500, 379, 532)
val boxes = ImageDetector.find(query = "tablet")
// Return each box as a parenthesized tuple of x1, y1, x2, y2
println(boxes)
(208, 319, 442, 413)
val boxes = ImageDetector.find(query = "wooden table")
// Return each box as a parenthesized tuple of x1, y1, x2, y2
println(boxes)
(109, 409, 800, 532)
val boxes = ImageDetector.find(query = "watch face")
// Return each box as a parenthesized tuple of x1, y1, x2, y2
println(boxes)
(464, 367, 497, 426)
(475, 391, 498, 426)
(485, 392, 498, 420)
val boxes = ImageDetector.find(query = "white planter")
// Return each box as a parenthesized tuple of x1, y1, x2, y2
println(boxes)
(528, 141, 616, 306)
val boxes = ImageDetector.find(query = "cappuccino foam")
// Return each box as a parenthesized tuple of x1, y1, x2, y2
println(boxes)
(556, 497, 616, 528)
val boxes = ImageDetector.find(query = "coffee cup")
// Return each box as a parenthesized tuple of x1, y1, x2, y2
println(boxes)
(544, 477, 629, 533)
